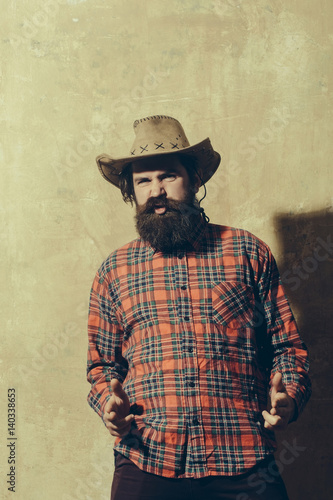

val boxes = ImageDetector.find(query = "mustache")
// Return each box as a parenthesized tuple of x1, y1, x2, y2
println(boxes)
(137, 196, 184, 215)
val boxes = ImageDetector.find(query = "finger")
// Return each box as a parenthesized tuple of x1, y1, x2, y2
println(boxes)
(106, 414, 134, 436)
(271, 393, 289, 408)
(109, 426, 131, 438)
(269, 420, 288, 430)
(270, 407, 289, 417)
(107, 417, 134, 432)
(107, 393, 127, 415)
(105, 411, 134, 426)
(104, 397, 113, 413)
(104, 381, 125, 413)
(105, 394, 124, 413)
(107, 422, 129, 432)
(107, 420, 130, 432)
(108, 397, 122, 412)
(262, 410, 288, 430)
(107, 419, 132, 436)
(111, 378, 124, 396)
(103, 411, 114, 425)
(110, 413, 134, 425)
(264, 421, 273, 430)
(104, 409, 124, 424)
(262, 410, 282, 427)
(103, 410, 117, 423)
(271, 372, 285, 395)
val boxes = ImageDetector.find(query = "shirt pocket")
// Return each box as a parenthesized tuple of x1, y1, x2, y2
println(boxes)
(211, 281, 259, 402)
(211, 281, 255, 330)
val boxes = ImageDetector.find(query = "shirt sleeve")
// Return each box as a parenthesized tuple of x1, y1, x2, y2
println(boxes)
(86, 268, 128, 419)
(257, 246, 311, 419)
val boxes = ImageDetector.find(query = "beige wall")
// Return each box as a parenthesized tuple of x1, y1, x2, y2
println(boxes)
(1, 1, 332, 499)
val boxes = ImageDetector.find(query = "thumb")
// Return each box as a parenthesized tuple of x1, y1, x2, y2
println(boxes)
(271, 372, 285, 395)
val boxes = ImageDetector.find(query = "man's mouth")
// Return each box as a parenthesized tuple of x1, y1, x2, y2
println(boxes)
(143, 197, 170, 215)
(154, 206, 167, 215)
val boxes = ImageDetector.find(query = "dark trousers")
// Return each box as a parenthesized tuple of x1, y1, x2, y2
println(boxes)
(111, 453, 289, 500)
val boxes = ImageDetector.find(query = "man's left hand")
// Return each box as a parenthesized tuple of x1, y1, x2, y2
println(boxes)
(262, 372, 296, 430)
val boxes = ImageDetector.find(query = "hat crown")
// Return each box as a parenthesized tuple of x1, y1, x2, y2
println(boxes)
(96, 114, 221, 188)
(130, 115, 190, 157)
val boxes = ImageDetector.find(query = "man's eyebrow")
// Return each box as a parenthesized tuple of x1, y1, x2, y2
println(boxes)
(160, 170, 177, 176)
(133, 174, 153, 184)
(133, 168, 179, 180)
(161, 165, 183, 175)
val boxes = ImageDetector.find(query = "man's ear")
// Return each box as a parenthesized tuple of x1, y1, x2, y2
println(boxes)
(193, 175, 201, 194)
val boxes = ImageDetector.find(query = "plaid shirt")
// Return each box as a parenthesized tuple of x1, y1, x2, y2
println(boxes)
(87, 218, 311, 478)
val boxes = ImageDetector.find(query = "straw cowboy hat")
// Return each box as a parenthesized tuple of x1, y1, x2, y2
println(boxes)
(96, 115, 221, 188)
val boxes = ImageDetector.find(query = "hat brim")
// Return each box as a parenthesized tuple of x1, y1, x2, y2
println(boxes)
(96, 138, 221, 188)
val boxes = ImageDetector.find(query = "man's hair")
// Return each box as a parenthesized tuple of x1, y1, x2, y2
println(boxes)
(119, 155, 201, 205)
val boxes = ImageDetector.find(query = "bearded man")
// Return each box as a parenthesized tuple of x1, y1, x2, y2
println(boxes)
(87, 115, 311, 500)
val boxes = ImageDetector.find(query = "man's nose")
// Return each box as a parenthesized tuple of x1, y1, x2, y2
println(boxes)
(150, 180, 166, 198)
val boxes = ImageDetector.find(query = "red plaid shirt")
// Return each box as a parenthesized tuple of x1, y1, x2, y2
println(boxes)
(87, 219, 311, 478)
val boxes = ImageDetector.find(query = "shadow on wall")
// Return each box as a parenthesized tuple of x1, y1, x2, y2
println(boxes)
(273, 209, 333, 500)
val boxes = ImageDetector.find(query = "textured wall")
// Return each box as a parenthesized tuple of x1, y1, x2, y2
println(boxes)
(1, 1, 332, 499)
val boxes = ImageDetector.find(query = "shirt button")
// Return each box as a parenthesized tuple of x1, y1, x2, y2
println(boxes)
(189, 381, 195, 388)
(188, 347, 193, 353)
(178, 253, 184, 259)
(181, 285, 187, 290)
(184, 316, 190, 322)
(192, 417, 199, 425)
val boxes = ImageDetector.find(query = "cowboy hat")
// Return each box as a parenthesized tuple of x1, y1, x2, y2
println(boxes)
(96, 115, 221, 188)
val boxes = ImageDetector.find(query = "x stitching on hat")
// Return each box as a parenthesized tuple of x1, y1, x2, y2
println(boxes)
(154, 142, 165, 150)
(170, 142, 179, 149)
(140, 145, 149, 153)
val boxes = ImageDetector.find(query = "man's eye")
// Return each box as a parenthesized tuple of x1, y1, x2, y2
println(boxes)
(137, 179, 150, 185)
(164, 174, 176, 180)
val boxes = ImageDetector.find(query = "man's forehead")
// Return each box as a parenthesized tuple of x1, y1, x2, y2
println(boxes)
(132, 155, 183, 174)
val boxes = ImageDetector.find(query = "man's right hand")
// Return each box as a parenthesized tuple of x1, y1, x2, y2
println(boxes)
(103, 379, 135, 437)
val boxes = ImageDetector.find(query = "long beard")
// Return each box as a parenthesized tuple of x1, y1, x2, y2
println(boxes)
(135, 195, 201, 252)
